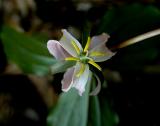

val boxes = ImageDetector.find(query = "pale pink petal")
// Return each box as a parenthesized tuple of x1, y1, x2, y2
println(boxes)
(89, 43, 116, 62)
(88, 33, 115, 62)
(47, 40, 71, 60)
(59, 29, 83, 57)
(61, 66, 75, 92)
(89, 33, 110, 50)
(72, 63, 90, 96)
(61, 63, 89, 95)
(90, 74, 101, 96)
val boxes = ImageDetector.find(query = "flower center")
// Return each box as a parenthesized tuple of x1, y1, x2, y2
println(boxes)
(78, 50, 90, 63)
(65, 36, 102, 73)
(79, 56, 89, 64)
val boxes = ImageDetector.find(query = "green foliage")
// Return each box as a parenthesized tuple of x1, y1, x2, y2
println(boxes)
(51, 61, 75, 74)
(99, 4, 160, 71)
(0, 25, 56, 75)
(99, 4, 160, 37)
(89, 78, 118, 126)
(100, 99, 119, 126)
(89, 96, 101, 126)
(47, 74, 91, 126)
(48, 74, 118, 126)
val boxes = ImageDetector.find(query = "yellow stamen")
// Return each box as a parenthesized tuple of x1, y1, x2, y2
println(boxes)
(71, 40, 80, 54)
(88, 60, 102, 71)
(90, 51, 106, 57)
(65, 57, 80, 61)
(76, 63, 85, 77)
(84, 37, 91, 52)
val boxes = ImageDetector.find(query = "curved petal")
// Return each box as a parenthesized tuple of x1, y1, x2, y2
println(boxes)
(90, 74, 101, 96)
(61, 66, 75, 92)
(59, 29, 83, 57)
(61, 62, 89, 96)
(89, 43, 116, 62)
(47, 40, 71, 60)
(89, 33, 110, 50)
(72, 63, 90, 96)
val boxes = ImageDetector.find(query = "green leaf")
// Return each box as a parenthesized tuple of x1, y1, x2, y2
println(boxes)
(51, 61, 75, 74)
(0, 25, 56, 75)
(88, 76, 101, 126)
(89, 79, 117, 126)
(100, 99, 119, 126)
(47, 73, 92, 126)
(89, 96, 101, 126)
(99, 4, 160, 37)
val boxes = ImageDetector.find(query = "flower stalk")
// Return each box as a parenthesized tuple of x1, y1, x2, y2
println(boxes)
(111, 28, 160, 50)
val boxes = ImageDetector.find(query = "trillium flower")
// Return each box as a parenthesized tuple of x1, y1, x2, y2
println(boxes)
(47, 29, 115, 96)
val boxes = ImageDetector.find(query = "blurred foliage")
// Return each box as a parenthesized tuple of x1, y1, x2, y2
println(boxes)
(0, 26, 55, 75)
(100, 97, 119, 126)
(99, 4, 160, 72)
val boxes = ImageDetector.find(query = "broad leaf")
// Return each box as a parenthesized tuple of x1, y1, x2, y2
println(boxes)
(47, 73, 92, 126)
(0, 26, 72, 75)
